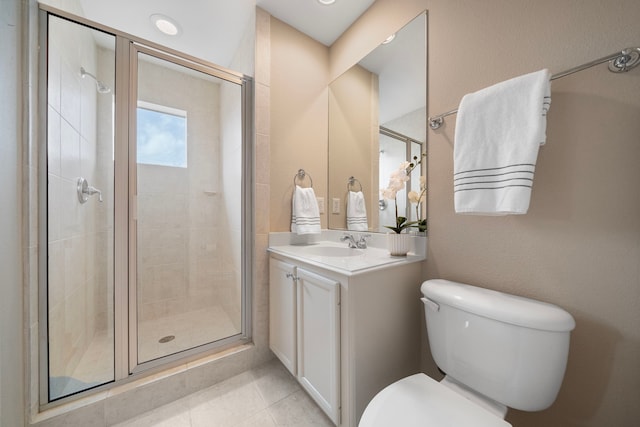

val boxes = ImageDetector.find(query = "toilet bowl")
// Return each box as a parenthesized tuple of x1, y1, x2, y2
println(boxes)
(359, 373, 510, 427)
(359, 279, 575, 426)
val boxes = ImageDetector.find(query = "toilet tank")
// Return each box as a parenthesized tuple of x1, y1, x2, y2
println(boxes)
(421, 279, 575, 412)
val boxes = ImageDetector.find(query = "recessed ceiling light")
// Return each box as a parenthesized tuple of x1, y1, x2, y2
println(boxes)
(150, 14, 181, 36)
(317, 0, 336, 5)
(382, 34, 396, 44)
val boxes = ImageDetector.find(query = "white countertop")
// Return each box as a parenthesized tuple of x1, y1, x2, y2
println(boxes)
(268, 230, 426, 275)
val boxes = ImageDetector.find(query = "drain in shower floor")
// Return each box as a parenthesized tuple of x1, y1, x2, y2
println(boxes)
(158, 335, 175, 343)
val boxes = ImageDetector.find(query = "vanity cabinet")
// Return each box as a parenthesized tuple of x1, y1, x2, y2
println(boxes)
(269, 247, 423, 427)
(269, 259, 297, 374)
(269, 258, 341, 424)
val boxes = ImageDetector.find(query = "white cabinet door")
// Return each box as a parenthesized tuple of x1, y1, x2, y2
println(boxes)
(269, 258, 297, 375)
(296, 268, 341, 425)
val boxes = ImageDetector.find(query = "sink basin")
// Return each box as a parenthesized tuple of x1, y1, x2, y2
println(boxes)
(298, 246, 364, 257)
(268, 240, 416, 273)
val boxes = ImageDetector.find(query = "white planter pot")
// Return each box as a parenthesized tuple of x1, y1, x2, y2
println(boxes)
(387, 232, 410, 256)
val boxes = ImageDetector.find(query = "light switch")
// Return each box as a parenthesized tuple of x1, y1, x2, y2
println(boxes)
(317, 197, 325, 214)
(332, 198, 340, 214)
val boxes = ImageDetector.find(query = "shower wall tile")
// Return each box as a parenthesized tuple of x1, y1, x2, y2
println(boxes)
(43, 14, 108, 389)
(48, 106, 61, 176)
(255, 133, 270, 185)
(255, 83, 270, 136)
(59, 59, 81, 132)
(79, 77, 97, 142)
(47, 175, 61, 241)
(80, 135, 97, 181)
(252, 5, 272, 370)
(251, 234, 271, 367)
(48, 45, 62, 114)
(63, 236, 85, 299)
(60, 118, 81, 181)
(255, 183, 270, 235)
(47, 240, 65, 308)
(255, 8, 271, 87)
(59, 178, 82, 238)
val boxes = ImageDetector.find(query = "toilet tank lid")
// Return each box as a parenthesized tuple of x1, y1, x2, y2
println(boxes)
(421, 279, 576, 332)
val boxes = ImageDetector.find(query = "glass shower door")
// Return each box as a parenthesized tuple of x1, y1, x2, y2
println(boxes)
(46, 15, 115, 400)
(132, 49, 244, 365)
(42, 8, 252, 403)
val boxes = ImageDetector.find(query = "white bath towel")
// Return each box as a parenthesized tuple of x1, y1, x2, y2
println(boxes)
(454, 69, 551, 215)
(346, 191, 368, 231)
(291, 185, 321, 235)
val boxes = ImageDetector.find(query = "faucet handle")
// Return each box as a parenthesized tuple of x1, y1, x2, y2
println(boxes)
(87, 185, 103, 202)
(77, 177, 103, 204)
(356, 234, 371, 248)
(340, 233, 358, 248)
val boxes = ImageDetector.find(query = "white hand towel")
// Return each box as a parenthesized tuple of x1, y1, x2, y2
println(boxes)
(291, 185, 321, 235)
(346, 191, 368, 231)
(454, 69, 551, 215)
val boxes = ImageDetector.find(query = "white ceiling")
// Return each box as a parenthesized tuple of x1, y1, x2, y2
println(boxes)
(255, 0, 375, 46)
(76, 0, 255, 66)
(45, 0, 424, 127)
(52, 0, 375, 66)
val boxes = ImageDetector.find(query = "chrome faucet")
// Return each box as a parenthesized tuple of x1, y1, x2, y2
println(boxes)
(340, 233, 371, 249)
(77, 177, 103, 204)
(340, 234, 358, 248)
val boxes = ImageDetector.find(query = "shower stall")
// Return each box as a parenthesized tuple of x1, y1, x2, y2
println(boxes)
(40, 8, 252, 403)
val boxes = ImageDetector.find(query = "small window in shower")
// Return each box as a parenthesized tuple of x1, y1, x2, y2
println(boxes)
(137, 101, 187, 168)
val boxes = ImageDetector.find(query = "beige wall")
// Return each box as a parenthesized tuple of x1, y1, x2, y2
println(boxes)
(332, 0, 640, 426)
(269, 17, 329, 232)
(269, 0, 640, 426)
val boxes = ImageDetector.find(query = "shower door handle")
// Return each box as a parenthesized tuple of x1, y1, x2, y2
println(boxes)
(77, 177, 103, 203)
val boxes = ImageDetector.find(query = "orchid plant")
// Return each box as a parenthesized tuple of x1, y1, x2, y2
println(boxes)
(380, 153, 426, 234)
(408, 175, 427, 232)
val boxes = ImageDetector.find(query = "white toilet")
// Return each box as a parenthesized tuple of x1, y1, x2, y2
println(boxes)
(359, 279, 575, 427)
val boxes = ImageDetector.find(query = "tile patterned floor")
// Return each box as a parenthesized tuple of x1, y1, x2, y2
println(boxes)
(112, 358, 334, 427)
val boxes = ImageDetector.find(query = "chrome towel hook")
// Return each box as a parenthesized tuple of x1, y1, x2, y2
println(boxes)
(347, 176, 363, 192)
(293, 169, 313, 188)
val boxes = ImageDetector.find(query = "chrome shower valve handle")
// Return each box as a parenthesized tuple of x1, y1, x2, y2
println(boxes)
(77, 177, 103, 203)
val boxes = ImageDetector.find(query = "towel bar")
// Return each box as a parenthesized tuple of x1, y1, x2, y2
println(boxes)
(428, 46, 640, 130)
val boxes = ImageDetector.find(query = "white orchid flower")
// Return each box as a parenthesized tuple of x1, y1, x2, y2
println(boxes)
(408, 190, 421, 204)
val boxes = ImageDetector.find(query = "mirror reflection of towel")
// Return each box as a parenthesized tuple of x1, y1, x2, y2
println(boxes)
(291, 185, 321, 235)
(347, 191, 368, 231)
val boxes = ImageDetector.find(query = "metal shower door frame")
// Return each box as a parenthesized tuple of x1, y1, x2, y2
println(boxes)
(38, 4, 254, 406)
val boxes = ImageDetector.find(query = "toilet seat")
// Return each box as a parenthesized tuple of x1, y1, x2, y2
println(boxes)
(358, 374, 512, 427)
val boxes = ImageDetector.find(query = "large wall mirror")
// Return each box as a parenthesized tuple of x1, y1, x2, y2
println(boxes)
(328, 12, 427, 233)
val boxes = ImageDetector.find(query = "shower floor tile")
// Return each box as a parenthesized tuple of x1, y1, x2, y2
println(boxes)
(138, 305, 240, 362)
(113, 358, 333, 427)
(69, 304, 240, 387)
